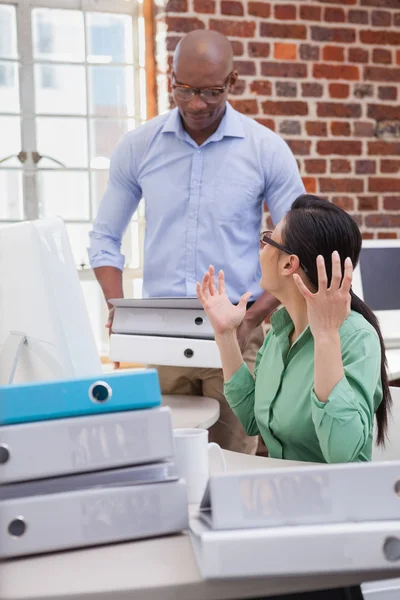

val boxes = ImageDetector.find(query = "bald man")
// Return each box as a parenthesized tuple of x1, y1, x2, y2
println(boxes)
(89, 29, 305, 455)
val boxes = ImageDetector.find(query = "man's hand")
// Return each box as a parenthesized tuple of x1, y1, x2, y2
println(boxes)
(106, 307, 120, 369)
(92, 266, 124, 370)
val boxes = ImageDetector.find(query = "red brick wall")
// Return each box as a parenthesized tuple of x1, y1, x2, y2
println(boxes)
(155, 0, 400, 239)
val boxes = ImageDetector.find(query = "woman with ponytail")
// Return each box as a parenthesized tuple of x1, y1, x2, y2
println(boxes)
(197, 194, 391, 463)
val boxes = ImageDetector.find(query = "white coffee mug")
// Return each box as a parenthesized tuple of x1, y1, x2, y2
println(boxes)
(173, 428, 226, 504)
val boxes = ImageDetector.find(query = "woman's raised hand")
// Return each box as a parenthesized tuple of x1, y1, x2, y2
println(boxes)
(293, 251, 352, 339)
(196, 266, 252, 335)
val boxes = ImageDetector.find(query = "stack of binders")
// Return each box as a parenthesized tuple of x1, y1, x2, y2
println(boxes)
(190, 462, 400, 579)
(108, 298, 222, 369)
(0, 369, 188, 558)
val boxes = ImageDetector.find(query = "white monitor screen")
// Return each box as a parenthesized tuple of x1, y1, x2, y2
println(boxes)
(0, 217, 102, 385)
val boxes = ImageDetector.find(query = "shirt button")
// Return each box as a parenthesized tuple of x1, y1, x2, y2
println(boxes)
(197, 150, 201, 154)
(192, 180, 198, 185)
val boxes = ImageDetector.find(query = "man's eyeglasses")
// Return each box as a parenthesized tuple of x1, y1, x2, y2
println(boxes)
(171, 72, 233, 104)
(260, 230, 308, 274)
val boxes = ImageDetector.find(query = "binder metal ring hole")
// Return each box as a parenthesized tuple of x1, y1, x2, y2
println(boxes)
(383, 537, 400, 562)
(184, 348, 194, 358)
(394, 480, 400, 497)
(195, 317, 203, 326)
(88, 381, 112, 403)
(8, 517, 26, 538)
(0, 444, 10, 464)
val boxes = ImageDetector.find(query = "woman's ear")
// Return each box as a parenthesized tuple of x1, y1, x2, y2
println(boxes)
(281, 254, 301, 278)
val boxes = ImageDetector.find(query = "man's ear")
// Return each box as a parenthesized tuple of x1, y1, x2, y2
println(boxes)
(229, 70, 239, 91)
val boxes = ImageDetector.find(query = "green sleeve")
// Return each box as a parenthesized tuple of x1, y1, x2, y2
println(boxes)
(311, 328, 381, 463)
(223, 333, 269, 436)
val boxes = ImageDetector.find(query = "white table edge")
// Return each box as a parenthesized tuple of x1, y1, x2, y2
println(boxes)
(2, 451, 400, 600)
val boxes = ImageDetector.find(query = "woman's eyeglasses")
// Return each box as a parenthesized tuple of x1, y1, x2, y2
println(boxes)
(260, 230, 308, 274)
(171, 72, 233, 104)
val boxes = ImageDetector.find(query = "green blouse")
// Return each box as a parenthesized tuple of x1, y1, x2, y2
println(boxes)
(224, 308, 383, 463)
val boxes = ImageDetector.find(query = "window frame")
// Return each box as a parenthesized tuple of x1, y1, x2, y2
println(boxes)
(0, 0, 157, 354)
(0, 0, 156, 274)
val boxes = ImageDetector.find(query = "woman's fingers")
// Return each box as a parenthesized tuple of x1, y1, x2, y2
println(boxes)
(316, 255, 328, 291)
(218, 269, 226, 294)
(341, 257, 353, 295)
(196, 281, 205, 304)
(198, 267, 228, 304)
(208, 265, 216, 296)
(198, 266, 226, 303)
(201, 272, 211, 299)
(293, 273, 313, 300)
(330, 251, 342, 291)
(238, 291, 252, 309)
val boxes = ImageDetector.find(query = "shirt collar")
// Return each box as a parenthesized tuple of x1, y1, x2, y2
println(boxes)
(270, 306, 295, 337)
(160, 102, 245, 141)
(216, 102, 245, 139)
(161, 107, 185, 137)
(270, 306, 311, 349)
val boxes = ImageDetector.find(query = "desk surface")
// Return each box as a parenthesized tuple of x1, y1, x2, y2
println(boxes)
(163, 394, 220, 430)
(3, 451, 400, 600)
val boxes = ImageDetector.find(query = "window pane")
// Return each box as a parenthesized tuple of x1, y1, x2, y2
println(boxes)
(0, 62, 19, 113)
(88, 66, 134, 117)
(0, 116, 21, 165)
(138, 17, 145, 68)
(91, 170, 109, 214)
(80, 280, 104, 353)
(0, 170, 23, 220)
(133, 278, 143, 298)
(157, 73, 169, 115)
(89, 118, 134, 166)
(34, 65, 86, 115)
(128, 220, 140, 268)
(36, 118, 88, 168)
(123, 278, 143, 299)
(140, 68, 146, 122)
(65, 223, 93, 268)
(138, 199, 145, 218)
(32, 8, 84, 63)
(38, 171, 89, 220)
(86, 13, 133, 64)
(0, 5, 17, 59)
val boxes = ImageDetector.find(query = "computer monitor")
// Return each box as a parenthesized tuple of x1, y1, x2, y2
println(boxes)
(352, 239, 400, 349)
(0, 217, 103, 384)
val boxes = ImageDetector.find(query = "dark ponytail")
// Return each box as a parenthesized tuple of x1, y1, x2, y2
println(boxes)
(349, 290, 391, 446)
(284, 194, 392, 447)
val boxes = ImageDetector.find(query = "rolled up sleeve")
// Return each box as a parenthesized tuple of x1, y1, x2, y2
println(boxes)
(88, 134, 142, 271)
(311, 328, 381, 463)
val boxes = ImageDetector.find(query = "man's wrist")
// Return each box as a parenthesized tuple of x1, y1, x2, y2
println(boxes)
(242, 309, 263, 329)
(242, 293, 280, 329)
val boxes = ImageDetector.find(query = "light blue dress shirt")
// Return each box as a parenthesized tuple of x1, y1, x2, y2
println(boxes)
(88, 103, 305, 302)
